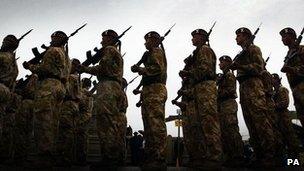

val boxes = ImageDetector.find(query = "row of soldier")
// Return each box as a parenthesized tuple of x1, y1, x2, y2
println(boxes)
(0, 24, 303, 169)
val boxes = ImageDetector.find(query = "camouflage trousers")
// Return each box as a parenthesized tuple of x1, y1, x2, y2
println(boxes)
(95, 80, 127, 165)
(277, 109, 300, 157)
(57, 100, 78, 162)
(291, 82, 304, 127)
(74, 116, 91, 163)
(0, 83, 14, 159)
(141, 83, 167, 164)
(14, 99, 34, 160)
(265, 96, 285, 160)
(239, 78, 275, 162)
(194, 81, 222, 162)
(218, 99, 244, 161)
(182, 99, 205, 163)
(33, 78, 65, 159)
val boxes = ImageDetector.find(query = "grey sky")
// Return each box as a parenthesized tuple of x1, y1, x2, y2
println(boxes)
(1, 0, 303, 137)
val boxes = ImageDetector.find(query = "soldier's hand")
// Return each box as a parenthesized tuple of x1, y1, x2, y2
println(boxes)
(281, 66, 295, 74)
(133, 89, 142, 95)
(131, 64, 140, 73)
(23, 61, 30, 70)
(76, 64, 86, 73)
(137, 67, 146, 75)
(179, 70, 190, 78)
(171, 99, 177, 105)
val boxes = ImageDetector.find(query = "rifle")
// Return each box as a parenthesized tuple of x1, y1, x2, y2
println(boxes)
(18, 29, 33, 42)
(82, 26, 132, 66)
(231, 23, 262, 69)
(28, 23, 87, 65)
(89, 80, 98, 94)
(206, 21, 216, 46)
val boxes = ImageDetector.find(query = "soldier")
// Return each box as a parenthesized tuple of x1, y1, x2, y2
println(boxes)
(131, 31, 167, 169)
(74, 77, 93, 165)
(13, 74, 38, 164)
(78, 29, 126, 167)
(280, 27, 304, 127)
(230, 27, 275, 167)
(23, 31, 70, 168)
(272, 73, 300, 158)
(179, 29, 222, 168)
(0, 35, 19, 162)
(217, 55, 244, 167)
(173, 55, 205, 166)
(56, 58, 81, 166)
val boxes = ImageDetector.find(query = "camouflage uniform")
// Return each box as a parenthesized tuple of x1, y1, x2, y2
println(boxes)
(217, 70, 244, 162)
(14, 75, 37, 161)
(140, 47, 167, 165)
(260, 70, 284, 161)
(189, 44, 222, 162)
(75, 87, 93, 163)
(29, 46, 69, 161)
(0, 51, 18, 160)
(57, 73, 80, 163)
(235, 44, 275, 163)
(82, 45, 126, 165)
(273, 85, 300, 157)
(282, 45, 304, 126)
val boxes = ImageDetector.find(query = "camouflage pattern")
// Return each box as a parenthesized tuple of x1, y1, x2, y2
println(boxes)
(217, 71, 244, 162)
(189, 45, 222, 162)
(57, 73, 80, 162)
(140, 47, 167, 165)
(83, 45, 126, 165)
(0, 51, 18, 160)
(29, 47, 69, 160)
(283, 45, 304, 126)
(236, 44, 275, 164)
(273, 86, 300, 157)
(75, 88, 93, 163)
(261, 70, 284, 161)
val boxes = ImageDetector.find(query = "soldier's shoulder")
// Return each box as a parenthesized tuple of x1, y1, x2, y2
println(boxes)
(298, 45, 304, 54)
(105, 46, 120, 56)
(226, 71, 235, 78)
(279, 86, 289, 93)
(46, 47, 65, 56)
(249, 44, 261, 52)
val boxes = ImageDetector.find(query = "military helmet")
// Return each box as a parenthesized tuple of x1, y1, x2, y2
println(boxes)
(3, 35, 19, 49)
(102, 29, 118, 38)
(219, 55, 232, 63)
(51, 31, 68, 43)
(235, 27, 252, 36)
(144, 31, 161, 40)
(279, 27, 297, 37)
(191, 29, 208, 37)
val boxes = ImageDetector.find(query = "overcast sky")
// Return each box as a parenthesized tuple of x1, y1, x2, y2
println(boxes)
(1, 0, 303, 138)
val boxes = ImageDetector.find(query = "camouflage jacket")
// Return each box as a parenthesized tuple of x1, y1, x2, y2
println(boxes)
(236, 44, 265, 79)
(142, 47, 167, 86)
(84, 46, 123, 83)
(273, 86, 289, 111)
(283, 45, 304, 88)
(65, 73, 81, 101)
(29, 47, 70, 82)
(0, 51, 18, 90)
(217, 71, 237, 101)
(260, 70, 274, 97)
(78, 88, 93, 124)
(188, 45, 216, 83)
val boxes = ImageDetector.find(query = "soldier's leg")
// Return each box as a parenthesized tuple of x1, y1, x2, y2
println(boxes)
(195, 81, 222, 162)
(142, 84, 167, 165)
(14, 99, 34, 161)
(75, 122, 89, 164)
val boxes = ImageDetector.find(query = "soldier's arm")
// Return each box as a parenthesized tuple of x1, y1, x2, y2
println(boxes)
(78, 94, 93, 124)
(189, 46, 215, 81)
(276, 87, 289, 110)
(218, 73, 237, 98)
(238, 46, 264, 75)
(29, 49, 65, 77)
(290, 46, 304, 76)
(141, 49, 165, 76)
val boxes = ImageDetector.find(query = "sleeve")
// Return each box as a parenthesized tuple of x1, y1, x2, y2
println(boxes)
(143, 50, 165, 76)
(29, 48, 65, 78)
(189, 46, 215, 81)
(78, 92, 93, 125)
(219, 73, 237, 98)
(293, 46, 304, 76)
(276, 88, 289, 110)
(239, 46, 265, 75)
